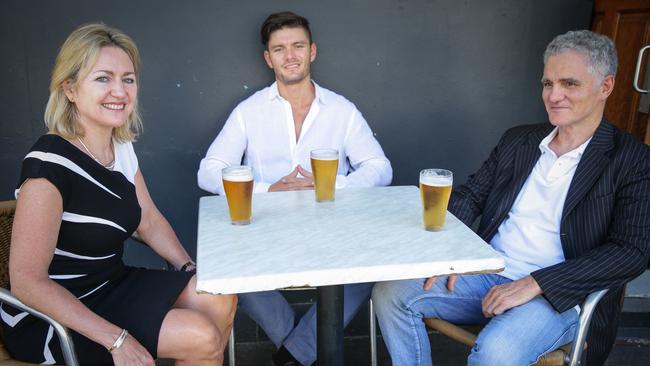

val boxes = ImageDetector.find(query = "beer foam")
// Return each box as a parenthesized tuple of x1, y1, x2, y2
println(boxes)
(420, 175, 452, 187)
(222, 166, 253, 182)
(310, 149, 338, 160)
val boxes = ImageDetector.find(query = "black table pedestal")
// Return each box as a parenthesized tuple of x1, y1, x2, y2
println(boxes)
(317, 285, 344, 365)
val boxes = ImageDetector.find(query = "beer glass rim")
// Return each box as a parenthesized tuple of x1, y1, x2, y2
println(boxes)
(420, 169, 453, 185)
(310, 149, 339, 159)
(222, 165, 253, 181)
(420, 168, 452, 176)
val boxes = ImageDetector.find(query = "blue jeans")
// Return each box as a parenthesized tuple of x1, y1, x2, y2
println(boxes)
(238, 282, 374, 365)
(372, 274, 579, 366)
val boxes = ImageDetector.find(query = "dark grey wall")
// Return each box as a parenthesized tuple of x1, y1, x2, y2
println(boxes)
(0, 0, 592, 264)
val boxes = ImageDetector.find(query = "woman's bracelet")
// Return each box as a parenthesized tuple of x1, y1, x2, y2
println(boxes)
(179, 260, 196, 272)
(107, 329, 128, 352)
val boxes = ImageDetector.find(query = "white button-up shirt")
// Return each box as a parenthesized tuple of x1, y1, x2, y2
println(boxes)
(198, 82, 392, 195)
(491, 127, 591, 281)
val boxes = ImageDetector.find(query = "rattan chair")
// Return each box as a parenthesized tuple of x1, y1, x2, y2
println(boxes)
(0, 200, 79, 365)
(423, 289, 608, 366)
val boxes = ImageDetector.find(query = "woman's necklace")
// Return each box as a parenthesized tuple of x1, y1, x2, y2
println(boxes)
(77, 137, 115, 170)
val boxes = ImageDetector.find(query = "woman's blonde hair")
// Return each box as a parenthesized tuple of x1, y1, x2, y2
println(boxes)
(44, 23, 142, 141)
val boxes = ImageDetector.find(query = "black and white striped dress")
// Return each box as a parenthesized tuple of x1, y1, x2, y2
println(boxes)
(0, 134, 193, 364)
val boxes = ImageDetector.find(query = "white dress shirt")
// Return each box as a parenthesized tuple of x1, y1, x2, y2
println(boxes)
(490, 127, 591, 281)
(197, 81, 392, 195)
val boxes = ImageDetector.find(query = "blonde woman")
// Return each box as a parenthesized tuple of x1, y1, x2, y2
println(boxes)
(0, 23, 236, 365)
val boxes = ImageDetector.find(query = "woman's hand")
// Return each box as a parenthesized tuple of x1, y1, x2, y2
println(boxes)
(111, 335, 155, 366)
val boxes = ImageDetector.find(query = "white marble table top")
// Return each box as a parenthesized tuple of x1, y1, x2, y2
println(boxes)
(196, 186, 504, 294)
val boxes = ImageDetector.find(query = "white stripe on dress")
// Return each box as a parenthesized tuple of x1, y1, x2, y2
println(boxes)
(78, 280, 110, 300)
(62, 211, 126, 232)
(24, 151, 121, 199)
(42, 324, 55, 364)
(54, 248, 115, 260)
(49, 274, 86, 280)
(0, 303, 29, 327)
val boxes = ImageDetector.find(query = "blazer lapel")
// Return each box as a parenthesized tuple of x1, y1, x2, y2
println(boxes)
(510, 137, 541, 203)
(561, 120, 615, 221)
(486, 126, 549, 238)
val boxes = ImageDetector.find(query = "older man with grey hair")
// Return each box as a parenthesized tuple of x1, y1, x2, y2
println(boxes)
(372, 30, 650, 365)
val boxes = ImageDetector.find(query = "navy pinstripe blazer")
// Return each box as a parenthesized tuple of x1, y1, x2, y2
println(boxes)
(449, 120, 650, 365)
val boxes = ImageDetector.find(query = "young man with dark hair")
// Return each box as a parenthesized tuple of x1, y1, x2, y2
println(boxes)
(198, 11, 392, 366)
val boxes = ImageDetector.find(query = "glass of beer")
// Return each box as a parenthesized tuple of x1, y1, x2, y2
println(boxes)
(420, 169, 453, 231)
(310, 149, 339, 202)
(222, 165, 254, 225)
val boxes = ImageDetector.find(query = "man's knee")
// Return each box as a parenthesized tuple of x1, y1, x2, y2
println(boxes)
(469, 332, 537, 366)
(371, 281, 401, 312)
(371, 280, 419, 317)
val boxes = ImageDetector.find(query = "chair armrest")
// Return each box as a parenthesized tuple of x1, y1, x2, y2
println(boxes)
(0, 288, 78, 365)
(567, 289, 608, 366)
